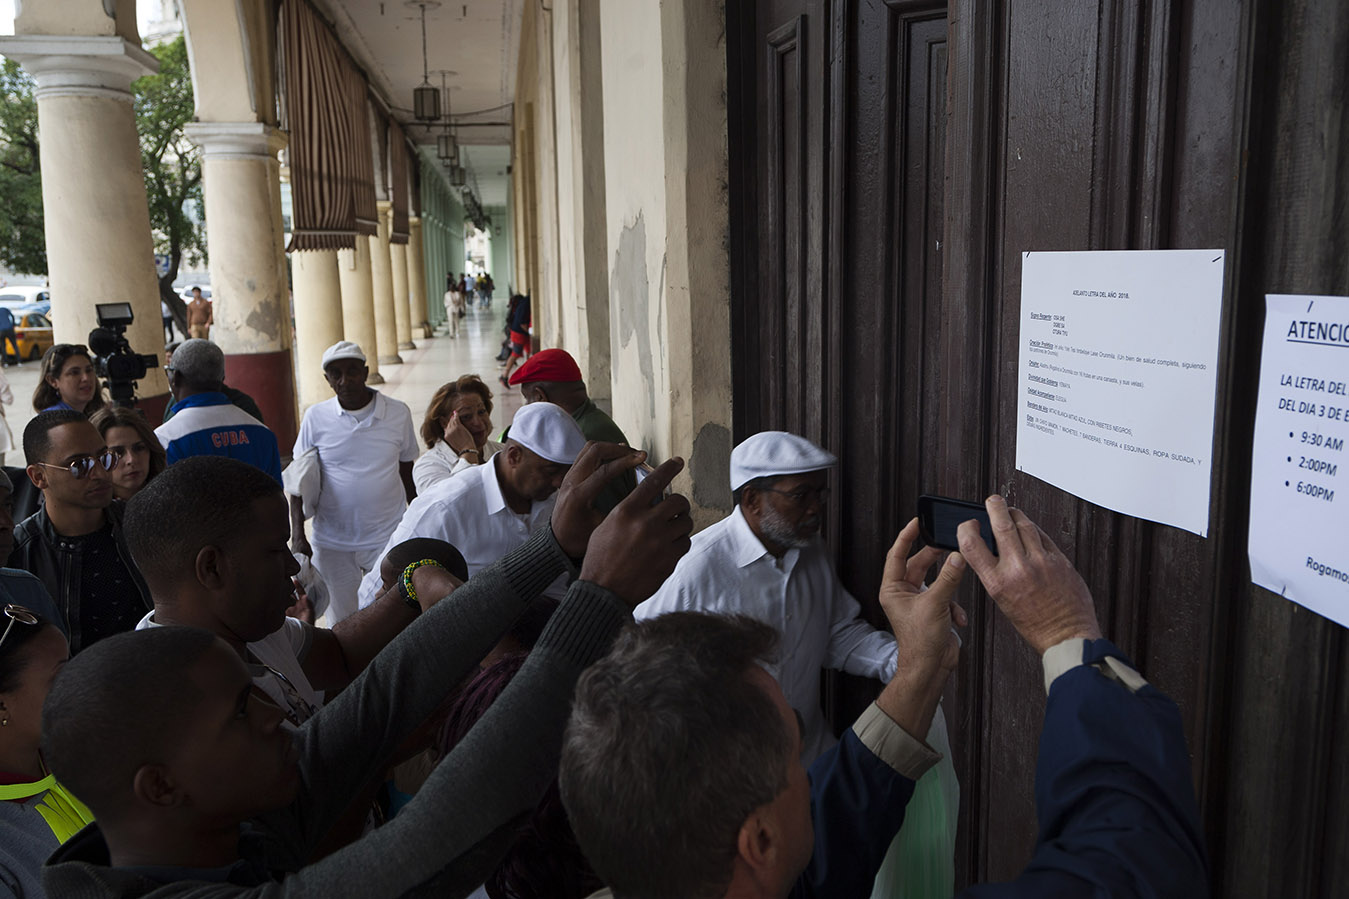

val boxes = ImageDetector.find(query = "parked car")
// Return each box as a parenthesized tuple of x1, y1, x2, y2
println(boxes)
(11, 310, 53, 362)
(0, 286, 51, 314)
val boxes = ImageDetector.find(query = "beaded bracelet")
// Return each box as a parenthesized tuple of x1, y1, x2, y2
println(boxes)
(399, 558, 445, 612)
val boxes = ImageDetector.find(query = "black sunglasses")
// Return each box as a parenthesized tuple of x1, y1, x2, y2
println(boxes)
(35, 451, 119, 480)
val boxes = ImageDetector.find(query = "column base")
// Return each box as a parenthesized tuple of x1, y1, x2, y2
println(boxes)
(379, 354, 404, 365)
(398, 341, 416, 351)
(368, 371, 386, 385)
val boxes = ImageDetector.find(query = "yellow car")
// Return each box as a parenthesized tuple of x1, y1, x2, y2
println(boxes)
(12, 311, 53, 362)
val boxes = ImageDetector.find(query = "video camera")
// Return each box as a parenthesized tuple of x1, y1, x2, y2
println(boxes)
(89, 302, 158, 408)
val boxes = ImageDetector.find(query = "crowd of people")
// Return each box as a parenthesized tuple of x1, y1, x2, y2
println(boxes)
(0, 328, 1210, 898)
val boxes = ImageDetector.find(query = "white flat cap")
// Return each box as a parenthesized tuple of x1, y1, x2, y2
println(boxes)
(730, 431, 837, 490)
(321, 340, 366, 370)
(509, 402, 586, 464)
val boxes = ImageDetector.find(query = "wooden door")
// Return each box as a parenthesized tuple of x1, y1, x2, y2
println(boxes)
(731, 0, 1349, 890)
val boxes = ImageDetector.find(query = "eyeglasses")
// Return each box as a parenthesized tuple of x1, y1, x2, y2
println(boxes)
(0, 604, 39, 653)
(255, 663, 318, 726)
(760, 486, 831, 508)
(48, 344, 89, 364)
(35, 451, 118, 480)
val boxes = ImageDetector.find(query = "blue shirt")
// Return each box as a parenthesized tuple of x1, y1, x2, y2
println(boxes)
(154, 392, 283, 484)
(0, 307, 14, 331)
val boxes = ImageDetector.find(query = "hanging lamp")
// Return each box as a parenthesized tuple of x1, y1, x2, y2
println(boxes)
(436, 72, 458, 161)
(411, 3, 441, 122)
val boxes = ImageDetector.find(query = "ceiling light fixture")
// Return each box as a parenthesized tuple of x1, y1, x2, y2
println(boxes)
(412, 2, 441, 122)
(436, 71, 458, 162)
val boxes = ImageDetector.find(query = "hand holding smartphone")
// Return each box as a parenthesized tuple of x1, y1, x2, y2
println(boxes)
(917, 494, 998, 556)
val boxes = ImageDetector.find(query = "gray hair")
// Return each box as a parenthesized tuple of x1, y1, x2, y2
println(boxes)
(170, 339, 225, 387)
(559, 613, 792, 899)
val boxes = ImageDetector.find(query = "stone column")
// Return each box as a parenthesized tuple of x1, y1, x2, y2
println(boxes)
(184, 122, 299, 447)
(0, 35, 171, 416)
(337, 238, 383, 384)
(407, 217, 428, 338)
(390, 240, 414, 350)
(370, 201, 402, 365)
(291, 249, 344, 410)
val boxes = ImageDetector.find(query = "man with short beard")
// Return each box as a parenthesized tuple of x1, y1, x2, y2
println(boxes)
(636, 431, 944, 763)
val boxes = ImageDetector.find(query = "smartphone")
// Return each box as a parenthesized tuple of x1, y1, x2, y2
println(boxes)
(917, 494, 998, 555)
(635, 460, 672, 504)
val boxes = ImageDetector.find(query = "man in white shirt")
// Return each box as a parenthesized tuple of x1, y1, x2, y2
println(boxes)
(290, 341, 420, 623)
(636, 430, 908, 762)
(357, 402, 586, 610)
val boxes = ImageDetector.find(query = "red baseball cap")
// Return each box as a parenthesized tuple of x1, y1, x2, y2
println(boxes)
(508, 348, 583, 385)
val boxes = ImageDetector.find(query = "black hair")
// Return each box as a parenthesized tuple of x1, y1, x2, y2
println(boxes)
(124, 456, 284, 589)
(22, 409, 91, 464)
(42, 626, 219, 817)
(0, 611, 56, 693)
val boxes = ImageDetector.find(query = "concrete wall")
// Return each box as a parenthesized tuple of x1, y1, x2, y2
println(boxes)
(552, 0, 612, 406)
(510, 0, 733, 525)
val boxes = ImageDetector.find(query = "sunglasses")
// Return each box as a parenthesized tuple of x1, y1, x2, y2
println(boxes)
(35, 451, 119, 480)
(0, 604, 39, 653)
(49, 344, 90, 362)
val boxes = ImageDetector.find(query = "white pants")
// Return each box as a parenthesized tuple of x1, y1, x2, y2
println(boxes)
(311, 543, 383, 624)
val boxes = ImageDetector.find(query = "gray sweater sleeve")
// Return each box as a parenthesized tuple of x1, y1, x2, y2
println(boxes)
(262, 526, 577, 860)
(259, 530, 631, 896)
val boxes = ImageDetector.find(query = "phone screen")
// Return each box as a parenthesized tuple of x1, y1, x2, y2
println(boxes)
(917, 495, 998, 555)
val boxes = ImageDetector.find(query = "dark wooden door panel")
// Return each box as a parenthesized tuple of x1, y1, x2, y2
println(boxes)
(731, 0, 1349, 891)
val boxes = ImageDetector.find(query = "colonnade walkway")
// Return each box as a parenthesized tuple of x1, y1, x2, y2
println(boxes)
(0, 301, 523, 469)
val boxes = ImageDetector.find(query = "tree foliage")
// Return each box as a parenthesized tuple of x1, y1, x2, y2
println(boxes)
(0, 60, 46, 276)
(134, 35, 203, 321)
(0, 36, 204, 328)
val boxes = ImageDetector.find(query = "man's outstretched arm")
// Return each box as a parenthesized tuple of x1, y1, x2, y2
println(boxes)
(956, 496, 1207, 899)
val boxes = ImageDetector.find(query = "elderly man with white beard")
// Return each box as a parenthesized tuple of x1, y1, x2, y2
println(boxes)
(635, 430, 958, 895)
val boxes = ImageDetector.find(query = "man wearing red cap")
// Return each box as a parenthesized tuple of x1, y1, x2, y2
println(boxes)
(508, 349, 635, 513)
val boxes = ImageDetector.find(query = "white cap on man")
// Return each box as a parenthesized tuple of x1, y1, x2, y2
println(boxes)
(321, 340, 366, 370)
(729, 431, 837, 491)
(508, 402, 587, 464)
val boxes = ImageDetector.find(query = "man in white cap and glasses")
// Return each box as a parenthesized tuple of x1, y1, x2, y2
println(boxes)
(636, 431, 957, 759)
(636, 430, 959, 891)
(355, 402, 587, 610)
(290, 341, 419, 623)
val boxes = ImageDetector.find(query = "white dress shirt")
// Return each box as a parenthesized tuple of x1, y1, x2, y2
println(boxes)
(636, 505, 898, 762)
(411, 439, 507, 493)
(294, 390, 419, 551)
(357, 454, 563, 609)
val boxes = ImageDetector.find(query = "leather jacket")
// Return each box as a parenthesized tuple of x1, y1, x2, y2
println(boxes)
(9, 500, 152, 652)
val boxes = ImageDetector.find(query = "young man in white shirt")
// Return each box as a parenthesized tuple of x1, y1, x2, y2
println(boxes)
(290, 341, 419, 623)
(125, 456, 449, 727)
(357, 401, 586, 610)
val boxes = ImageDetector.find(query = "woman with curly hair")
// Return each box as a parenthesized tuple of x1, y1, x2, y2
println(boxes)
(31, 344, 107, 416)
(90, 406, 167, 500)
(412, 375, 506, 492)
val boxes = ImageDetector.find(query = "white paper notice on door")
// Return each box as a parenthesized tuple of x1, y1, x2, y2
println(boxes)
(1015, 250, 1225, 537)
(1248, 295, 1349, 627)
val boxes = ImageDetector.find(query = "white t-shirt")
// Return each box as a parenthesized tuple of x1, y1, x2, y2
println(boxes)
(136, 612, 322, 725)
(411, 439, 506, 493)
(357, 454, 563, 609)
(294, 390, 420, 551)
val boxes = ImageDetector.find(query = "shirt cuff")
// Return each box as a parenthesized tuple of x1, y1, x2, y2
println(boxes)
(1042, 637, 1149, 695)
(850, 702, 941, 781)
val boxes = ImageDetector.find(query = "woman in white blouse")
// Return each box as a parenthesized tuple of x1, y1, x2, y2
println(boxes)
(412, 375, 507, 492)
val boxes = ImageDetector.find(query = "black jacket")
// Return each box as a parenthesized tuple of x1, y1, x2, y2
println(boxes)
(10, 500, 152, 652)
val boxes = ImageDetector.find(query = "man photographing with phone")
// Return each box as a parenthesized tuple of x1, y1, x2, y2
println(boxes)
(562, 494, 1208, 898)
